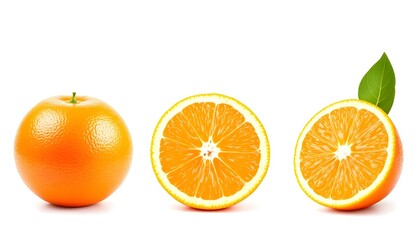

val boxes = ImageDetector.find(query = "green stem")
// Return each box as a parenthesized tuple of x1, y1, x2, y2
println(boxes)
(70, 92, 77, 103)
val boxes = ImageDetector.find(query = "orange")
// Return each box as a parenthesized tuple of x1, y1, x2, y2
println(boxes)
(151, 93, 270, 210)
(14, 93, 132, 207)
(294, 99, 403, 210)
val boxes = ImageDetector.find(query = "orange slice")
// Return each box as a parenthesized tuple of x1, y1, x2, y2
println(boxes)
(294, 99, 403, 210)
(151, 93, 270, 210)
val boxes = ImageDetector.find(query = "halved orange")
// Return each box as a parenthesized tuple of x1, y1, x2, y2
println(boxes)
(151, 93, 270, 210)
(294, 99, 403, 210)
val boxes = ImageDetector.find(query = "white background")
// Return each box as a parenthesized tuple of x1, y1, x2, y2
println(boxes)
(0, 0, 418, 239)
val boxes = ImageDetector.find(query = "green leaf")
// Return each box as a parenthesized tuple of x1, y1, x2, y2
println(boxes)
(358, 52, 396, 114)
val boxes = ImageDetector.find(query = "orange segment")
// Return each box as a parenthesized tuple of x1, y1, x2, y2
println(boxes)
(294, 99, 403, 210)
(151, 93, 270, 210)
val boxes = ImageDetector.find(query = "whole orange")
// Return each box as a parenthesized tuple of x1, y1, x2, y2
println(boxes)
(14, 93, 132, 207)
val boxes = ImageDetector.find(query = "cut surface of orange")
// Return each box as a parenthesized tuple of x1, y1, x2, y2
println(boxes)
(151, 93, 270, 210)
(294, 99, 402, 210)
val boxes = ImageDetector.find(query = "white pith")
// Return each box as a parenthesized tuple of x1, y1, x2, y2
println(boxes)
(335, 144, 352, 161)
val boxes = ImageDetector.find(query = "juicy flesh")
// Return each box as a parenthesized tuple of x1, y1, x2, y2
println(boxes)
(160, 102, 261, 200)
(300, 107, 388, 200)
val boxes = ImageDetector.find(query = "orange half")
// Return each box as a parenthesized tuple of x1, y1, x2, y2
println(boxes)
(151, 93, 270, 210)
(294, 99, 403, 210)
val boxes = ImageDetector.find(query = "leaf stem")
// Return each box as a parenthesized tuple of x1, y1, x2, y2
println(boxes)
(70, 92, 77, 104)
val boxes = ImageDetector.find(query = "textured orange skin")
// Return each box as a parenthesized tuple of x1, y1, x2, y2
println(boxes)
(14, 95, 132, 207)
